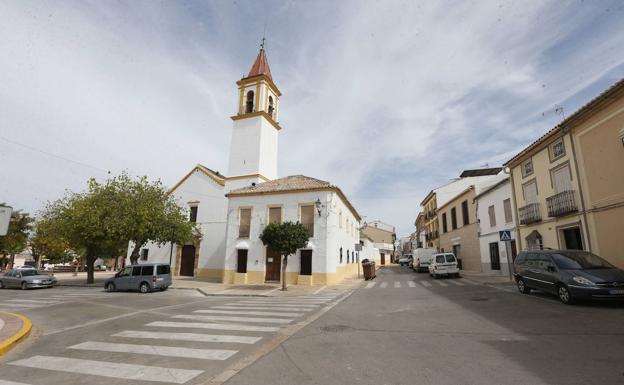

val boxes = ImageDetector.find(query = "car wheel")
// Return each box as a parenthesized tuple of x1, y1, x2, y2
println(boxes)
(105, 283, 116, 293)
(21, 281, 28, 290)
(453, 273, 460, 278)
(517, 278, 531, 294)
(139, 282, 151, 294)
(557, 284, 575, 305)
(0, 281, 4, 289)
(161, 286, 168, 291)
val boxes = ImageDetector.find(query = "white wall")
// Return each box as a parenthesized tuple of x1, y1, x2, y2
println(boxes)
(476, 179, 516, 276)
(227, 115, 278, 181)
(224, 189, 361, 277)
(126, 168, 228, 272)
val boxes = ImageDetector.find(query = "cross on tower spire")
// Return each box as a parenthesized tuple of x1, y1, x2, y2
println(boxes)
(260, 36, 266, 49)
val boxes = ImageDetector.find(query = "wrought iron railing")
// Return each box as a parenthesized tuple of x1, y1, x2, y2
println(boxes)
(546, 190, 577, 217)
(302, 223, 314, 237)
(238, 225, 250, 238)
(519, 203, 542, 225)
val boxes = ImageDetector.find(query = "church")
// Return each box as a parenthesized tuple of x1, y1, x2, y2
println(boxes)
(129, 46, 380, 286)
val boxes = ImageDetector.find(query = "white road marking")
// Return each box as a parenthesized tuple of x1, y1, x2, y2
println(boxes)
(69, 341, 237, 360)
(194, 309, 303, 317)
(147, 321, 280, 332)
(407, 281, 416, 287)
(0, 303, 39, 308)
(173, 314, 292, 324)
(237, 299, 328, 304)
(8, 355, 202, 384)
(421, 281, 432, 287)
(365, 282, 376, 289)
(112, 330, 261, 344)
(5, 299, 62, 304)
(433, 280, 449, 286)
(380, 282, 388, 288)
(394, 281, 401, 288)
(313, 285, 327, 294)
(233, 303, 319, 308)
(449, 280, 465, 286)
(0, 380, 31, 385)
(461, 278, 479, 285)
(212, 306, 314, 312)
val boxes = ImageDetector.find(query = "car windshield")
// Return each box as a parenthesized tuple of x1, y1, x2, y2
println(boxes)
(20, 270, 43, 276)
(436, 255, 445, 263)
(551, 251, 614, 270)
(445, 255, 456, 263)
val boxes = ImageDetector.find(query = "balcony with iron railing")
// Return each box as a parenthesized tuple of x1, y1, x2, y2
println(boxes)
(518, 203, 542, 225)
(238, 225, 250, 238)
(302, 222, 314, 237)
(546, 190, 578, 217)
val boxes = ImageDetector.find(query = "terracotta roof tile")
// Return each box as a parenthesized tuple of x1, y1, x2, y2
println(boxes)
(246, 48, 272, 81)
(228, 175, 330, 195)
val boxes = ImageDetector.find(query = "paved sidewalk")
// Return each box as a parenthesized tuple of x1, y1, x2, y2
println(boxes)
(54, 271, 115, 287)
(460, 270, 514, 285)
(0, 312, 32, 356)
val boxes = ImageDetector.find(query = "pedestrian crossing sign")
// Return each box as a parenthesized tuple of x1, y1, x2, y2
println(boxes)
(499, 230, 512, 241)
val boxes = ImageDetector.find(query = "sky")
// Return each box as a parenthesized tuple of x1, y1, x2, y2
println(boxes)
(1, 0, 623, 237)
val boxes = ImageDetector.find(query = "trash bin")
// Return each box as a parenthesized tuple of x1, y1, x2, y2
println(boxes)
(362, 260, 376, 280)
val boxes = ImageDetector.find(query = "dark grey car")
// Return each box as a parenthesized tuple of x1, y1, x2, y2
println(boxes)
(513, 250, 624, 304)
(0, 269, 58, 289)
(104, 263, 171, 293)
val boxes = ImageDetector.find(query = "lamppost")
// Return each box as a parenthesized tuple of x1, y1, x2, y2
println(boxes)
(169, 225, 176, 266)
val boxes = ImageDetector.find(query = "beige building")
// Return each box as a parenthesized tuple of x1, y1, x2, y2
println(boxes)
(360, 221, 396, 265)
(438, 186, 481, 272)
(505, 79, 624, 267)
(420, 191, 440, 249)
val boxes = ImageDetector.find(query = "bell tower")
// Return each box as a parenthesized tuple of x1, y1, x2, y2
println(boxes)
(226, 43, 282, 191)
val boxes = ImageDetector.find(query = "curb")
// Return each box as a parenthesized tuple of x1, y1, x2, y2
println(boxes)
(0, 312, 32, 356)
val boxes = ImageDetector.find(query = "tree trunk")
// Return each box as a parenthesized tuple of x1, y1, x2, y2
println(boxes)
(281, 254, 288, 291)
(86, 255, 96, 284)
(114, 255, 119, 271)
(129, 242, 142, 265)
(8, 254, 15, 270)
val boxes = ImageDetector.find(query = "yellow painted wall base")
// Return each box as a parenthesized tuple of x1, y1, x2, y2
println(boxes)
(196, 268, 224, 282)
(233, 273, 247, 284)
(297, 275, 313, 285)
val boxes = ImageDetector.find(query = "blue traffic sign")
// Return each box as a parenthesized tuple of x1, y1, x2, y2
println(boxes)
(499, 230, 512, 242)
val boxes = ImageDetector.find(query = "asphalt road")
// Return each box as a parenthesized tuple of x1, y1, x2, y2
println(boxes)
(2, 266, 624, 385)
(0, 284, 349, 385)
(227, 265, 624, 385)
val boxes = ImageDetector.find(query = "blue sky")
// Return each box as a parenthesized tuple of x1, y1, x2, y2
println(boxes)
(1, 0, 623, 236)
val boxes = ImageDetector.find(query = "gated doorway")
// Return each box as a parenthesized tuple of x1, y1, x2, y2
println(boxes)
(180, 245, 196, 277)
(489, 242, 501, 270)
(265, 248, 281, 282)
(380, 253, 386, 265)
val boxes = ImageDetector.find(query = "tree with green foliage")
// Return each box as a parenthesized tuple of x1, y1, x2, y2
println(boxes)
(109, 173, 196, 265)
(259, 221, 310, 291)
(40, 172, 196, 283)
(29, 218, 71, 268)
(0, 212, 33, 270)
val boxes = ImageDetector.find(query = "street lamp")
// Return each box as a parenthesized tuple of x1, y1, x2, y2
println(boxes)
(315, 199, 322, 216)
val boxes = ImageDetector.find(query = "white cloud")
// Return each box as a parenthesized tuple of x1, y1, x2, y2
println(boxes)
(1, 0, 623, 236)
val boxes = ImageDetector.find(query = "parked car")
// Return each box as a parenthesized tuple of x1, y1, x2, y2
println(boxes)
(428, 253, 460, 278)
(398, 254, 412, 266)
(0, 269, 57, 289)
(14, 265, 37, 270)
(413, 248, 437, 273)
(514, 249, 624, 305)
(104, 263, 171, 293)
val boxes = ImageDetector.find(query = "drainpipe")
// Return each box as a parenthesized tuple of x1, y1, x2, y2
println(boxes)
(567, 129, 593, 252)
(505, 167, 522, 251)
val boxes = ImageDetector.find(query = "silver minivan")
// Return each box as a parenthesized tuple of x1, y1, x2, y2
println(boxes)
(104, 263, 171, 293)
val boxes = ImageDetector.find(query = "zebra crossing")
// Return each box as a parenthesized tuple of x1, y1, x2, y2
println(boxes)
(1, 291, 347, 385)
(0, 287, 201, 312)
(363, 278, 480, 289)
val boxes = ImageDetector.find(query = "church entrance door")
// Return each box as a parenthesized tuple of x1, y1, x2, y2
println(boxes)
(180, 245, 196, 277)
(265, 248, 281, 282)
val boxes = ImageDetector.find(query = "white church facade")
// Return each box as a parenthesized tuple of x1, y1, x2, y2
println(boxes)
(127, 47, 380, 285)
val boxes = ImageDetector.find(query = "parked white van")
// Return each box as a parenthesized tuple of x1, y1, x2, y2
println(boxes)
(412, 248, 437, 273)
(428, 253, 460, 278)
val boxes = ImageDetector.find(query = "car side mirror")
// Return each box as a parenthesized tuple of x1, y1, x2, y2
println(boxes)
(16, 274, 22, 278)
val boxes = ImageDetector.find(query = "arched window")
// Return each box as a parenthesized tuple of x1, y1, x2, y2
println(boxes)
(268, 96, 274, 117)
(339, 247, 343, 264)
(246, 91, 254, 113)
(347, 249, 350, 264)
(339, 211, 342, 229)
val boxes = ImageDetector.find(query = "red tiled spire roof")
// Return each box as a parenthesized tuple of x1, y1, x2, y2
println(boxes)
(246, 48, 272, 81)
